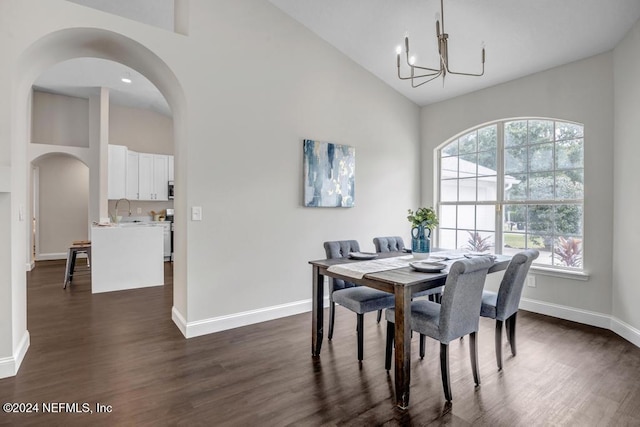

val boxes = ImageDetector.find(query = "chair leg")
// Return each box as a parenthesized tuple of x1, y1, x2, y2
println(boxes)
(63, 248, 72, 289)
(328, 301, 336, 340)
(470, 332, 480, 386)
(385, 321, 394, 371)
(440, 343, 452, 401)
(495, 319, 504, 370)
(377, 309, 382, 323)
(508, 313, 518, 357)
(419, 334, 426, 359)
(357, 313, 364, 361)
(69, 250, 78, 283)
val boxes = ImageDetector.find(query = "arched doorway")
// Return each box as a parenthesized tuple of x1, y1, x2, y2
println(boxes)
(6, 27, 188, 377)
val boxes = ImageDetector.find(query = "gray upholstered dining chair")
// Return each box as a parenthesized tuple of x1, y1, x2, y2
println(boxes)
(480, 249, 539, 370)
(324, 240, 396, 361)
(373, 236, 444, 309)
(385, 256, 494, 401)
(373, 236, 405, 253)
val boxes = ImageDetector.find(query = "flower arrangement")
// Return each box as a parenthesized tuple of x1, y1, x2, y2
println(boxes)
(407, 207, 439, 230)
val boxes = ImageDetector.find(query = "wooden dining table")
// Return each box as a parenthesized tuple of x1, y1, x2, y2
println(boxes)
(308, 251, 511, 409)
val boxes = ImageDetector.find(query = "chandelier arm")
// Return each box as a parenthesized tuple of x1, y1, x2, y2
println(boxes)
(411, 70, 444, 88)
(404, 49, 441, 73)
(444, 62, 485, 77)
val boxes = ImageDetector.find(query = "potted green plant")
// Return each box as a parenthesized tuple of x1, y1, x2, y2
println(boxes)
(407, 207, 439, 259)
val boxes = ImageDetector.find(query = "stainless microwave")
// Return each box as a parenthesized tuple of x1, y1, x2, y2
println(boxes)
(168, 181, 174, 199)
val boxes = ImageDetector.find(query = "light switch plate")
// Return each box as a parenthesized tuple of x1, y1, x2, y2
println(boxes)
(192, 206, 202, 221)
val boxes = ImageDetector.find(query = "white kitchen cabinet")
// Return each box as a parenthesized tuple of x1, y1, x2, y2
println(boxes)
(126, 150, 139, 200)
(108, 144, 127, 200)
(138, 153, 154, 200)
(153, 155, 169, 200)
(108, 146, 173, 201)
(168, 155, 174, 181)
(138, 153, 169, 201)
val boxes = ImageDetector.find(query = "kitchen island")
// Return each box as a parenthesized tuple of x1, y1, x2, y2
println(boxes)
(91, 223, 164, 294)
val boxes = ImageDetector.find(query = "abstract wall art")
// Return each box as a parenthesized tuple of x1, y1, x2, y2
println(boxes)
(303, 139, 355, 207)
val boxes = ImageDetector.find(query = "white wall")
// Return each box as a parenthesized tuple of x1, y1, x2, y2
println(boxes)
(33, 154, 89, 257)
(183, 0, 420, 322)
(613, 19, 640, 333)
(31, 91, 89, 147)
(422, 53, 615, 317)
(109, 104, 173, 155)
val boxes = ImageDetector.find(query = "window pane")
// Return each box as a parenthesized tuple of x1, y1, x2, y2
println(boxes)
(439, 205, 457, 228)
(477, 152, 497, 175)
(555, 171, 583, 199)
(554, 204, 583, 235)
(504, 204, 526, 232)
(459, 154, 477, 178)
(439, 229, 457, 250)
(462, 230, 495, 252)
(478, 150, 497, 172)
(458, 205, 475, 229)
(556, 139, 583, 170)
(456, 230, 472, 250)
(441, 179, 458, 202)
(505, 147, 527, 174)
(478, 125, 497, 152)
(441, 156, 459, 179)
(529, 142, 554, 172)
(477, 176, 497, 201)
(553, 236, 582, 268)
(528, 120, 554, 144)
(555, 122, 583, 141)
(459, 132, 477, 154)
(477, 205, 495, 231)
(528, 205, 553, 235)
(528, 172, 554, 200)
(458, 178, 477, 201)
(505, 174, 527, 201)
(505, 121, 527, 147)
(442, 140, 458, 156)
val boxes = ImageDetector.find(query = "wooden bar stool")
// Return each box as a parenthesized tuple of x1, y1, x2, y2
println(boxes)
(63, 240, 91, 289)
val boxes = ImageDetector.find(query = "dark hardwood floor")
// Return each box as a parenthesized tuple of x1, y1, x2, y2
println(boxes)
(1, 260, 640, 426)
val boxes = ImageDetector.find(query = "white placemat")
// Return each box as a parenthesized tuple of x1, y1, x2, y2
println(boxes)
(327, 255, 414, 279)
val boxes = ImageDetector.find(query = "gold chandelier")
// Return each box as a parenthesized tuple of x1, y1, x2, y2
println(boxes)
(396, 0, 486, 88)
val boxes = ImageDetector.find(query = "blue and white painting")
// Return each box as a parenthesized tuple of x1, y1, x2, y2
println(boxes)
(303, 139, 355, 208)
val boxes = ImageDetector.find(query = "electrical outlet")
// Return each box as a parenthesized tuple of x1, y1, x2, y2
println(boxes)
(137, 207, 142, 214)
(526, 275, 536, 288)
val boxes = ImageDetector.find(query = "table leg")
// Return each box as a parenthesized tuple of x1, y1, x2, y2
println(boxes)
(394, 284, 412, 409)
(311, 265, 324, 356)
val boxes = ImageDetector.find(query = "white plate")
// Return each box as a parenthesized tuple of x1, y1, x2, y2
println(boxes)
(409, 261, 447, 273)
(348, 252, 378, 260)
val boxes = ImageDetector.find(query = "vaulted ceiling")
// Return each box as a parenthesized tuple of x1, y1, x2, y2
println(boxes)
(35, 0, 640, 114)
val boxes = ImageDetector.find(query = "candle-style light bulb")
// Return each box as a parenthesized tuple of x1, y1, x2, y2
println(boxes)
(396, 45, 402, 55)
(435, 12, 441, 22)
(409, 56, 416, 65)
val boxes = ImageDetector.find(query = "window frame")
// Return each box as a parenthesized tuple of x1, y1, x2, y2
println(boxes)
(435, 118, 586, 275)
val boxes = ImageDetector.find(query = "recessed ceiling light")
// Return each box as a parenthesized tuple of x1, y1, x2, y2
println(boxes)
(121, 77, 132, 84)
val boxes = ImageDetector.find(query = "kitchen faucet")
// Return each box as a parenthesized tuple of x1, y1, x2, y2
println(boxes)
(114, 198, 132, 222)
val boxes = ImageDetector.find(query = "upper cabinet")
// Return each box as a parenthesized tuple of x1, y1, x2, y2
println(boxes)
(108, 145, 173, 201)
(126, 150, 139, 200)
(108, 144, 127, 200)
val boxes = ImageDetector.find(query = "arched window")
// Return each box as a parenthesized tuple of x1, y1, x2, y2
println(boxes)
(437, 118, 584, 270)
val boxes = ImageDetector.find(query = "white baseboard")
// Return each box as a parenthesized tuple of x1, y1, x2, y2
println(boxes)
(174, 296, 330, 339)
(36, 252, 67, 261)
(610, 317, 640, 348)
(0, 331, 30, 379)
(171, 295, 640, 349)
(520, 298, 640, 347)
